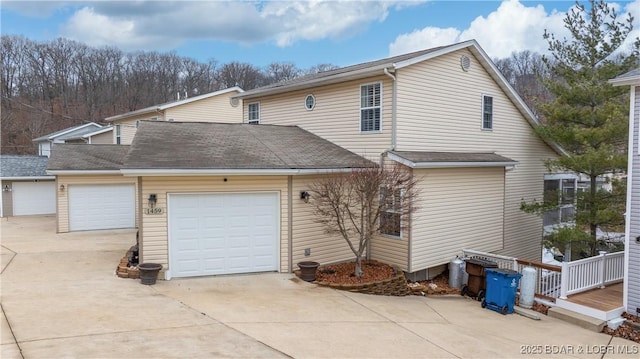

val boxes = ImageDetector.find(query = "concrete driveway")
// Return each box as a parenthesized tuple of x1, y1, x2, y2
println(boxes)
(1, 216, 637, 358)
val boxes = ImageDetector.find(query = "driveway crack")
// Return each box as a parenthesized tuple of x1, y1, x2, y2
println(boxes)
(1, 245, 17, 275)
(1, 302, 25, 359)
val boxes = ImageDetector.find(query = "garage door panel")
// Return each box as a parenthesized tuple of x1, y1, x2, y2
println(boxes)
(69, 184, 134, 231)
(169, 192, 278, 278)
(13, 182, 56, 216)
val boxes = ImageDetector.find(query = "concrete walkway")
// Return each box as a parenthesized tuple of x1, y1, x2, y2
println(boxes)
(1, 216, 638, 358)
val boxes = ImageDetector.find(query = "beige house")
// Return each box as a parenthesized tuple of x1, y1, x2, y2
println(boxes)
(48, 40, 561, 281)
(106, 87, 244, 144)
(232, 39, 562, 279)
(49, 122, 371, 278)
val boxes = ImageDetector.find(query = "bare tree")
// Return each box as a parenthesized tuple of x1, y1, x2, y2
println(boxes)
(215, 61, 265, 90)
(309, 163, 419, 278)
(304, 63, 339, 74)
(265, 62, 300, 83)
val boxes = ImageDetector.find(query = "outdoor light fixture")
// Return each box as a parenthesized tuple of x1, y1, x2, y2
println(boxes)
(59, 184, 65, 191)
(148, 194, 157, 208)
(3, 185, 11, 192)
(300, 191, 310, 203)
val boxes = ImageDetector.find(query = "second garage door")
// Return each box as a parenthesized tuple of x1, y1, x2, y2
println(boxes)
(69, 184, 135, 231)
(13, 181, 56, 216)
(169, 192, 279, 278)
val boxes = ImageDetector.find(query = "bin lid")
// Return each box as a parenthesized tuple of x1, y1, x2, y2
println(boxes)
(464, 258, 498, 267)
(485, 268, 521, 276)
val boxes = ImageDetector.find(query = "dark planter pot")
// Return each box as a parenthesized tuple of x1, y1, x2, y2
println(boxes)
(297, 261, 320, 282)
(138, 263, 163, 285)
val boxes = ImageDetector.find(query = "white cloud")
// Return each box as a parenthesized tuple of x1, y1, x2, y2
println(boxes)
(390, 0, 640, 59)
(390, 0, 572, 59)
(58, 0, 425, 51)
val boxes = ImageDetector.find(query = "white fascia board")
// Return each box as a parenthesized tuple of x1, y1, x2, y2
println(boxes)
(46, 170, 122, 175)
(105, 107, 158, 122)
(158, 86, 245, 110)
(609, 75, 640, 87)
(387, 152, 518, 169)
(393, 40, 477, 69)
(0, 176, 55, 180)
(120, 168, 360, 176)
(233, 65, 391, 100)
(544, 173, 579, 180)
(34, 122, 103, 141)
(82, 127, 113, 138)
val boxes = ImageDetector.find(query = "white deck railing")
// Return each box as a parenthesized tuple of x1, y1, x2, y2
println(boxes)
(461, 249, 624, 301)
(559, 251, 624, 299)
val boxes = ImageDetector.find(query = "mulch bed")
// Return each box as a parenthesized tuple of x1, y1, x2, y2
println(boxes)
(315, 260, 396, 284)
(603, 312, 640, 343)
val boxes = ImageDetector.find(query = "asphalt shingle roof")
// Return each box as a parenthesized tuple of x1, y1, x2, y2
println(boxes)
(33, 123, 103, 142)
(0, 155, 51, 178)
(389, 151, 516, 164)
(47, 144, 130, 171)
(123, 121, 371, 170)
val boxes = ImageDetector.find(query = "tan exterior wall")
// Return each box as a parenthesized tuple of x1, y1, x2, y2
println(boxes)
(164, 92, 242, 123)
(113, 117, 144, 145)
(56, 175, 139, 233)
(394, 48, 558, 261)
(291, 176, 360, 267)
(1, 180, 13, 217)
(410, 167, 505, 270)
(89, 131, 113, 144)
(247, 76, 393, 160)
(140, 176, 290, 274)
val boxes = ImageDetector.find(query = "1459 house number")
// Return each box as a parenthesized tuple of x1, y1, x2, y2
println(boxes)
(144, 207, 165, 215)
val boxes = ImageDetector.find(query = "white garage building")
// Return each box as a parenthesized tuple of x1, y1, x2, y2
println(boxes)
(0, 155, 56, 217)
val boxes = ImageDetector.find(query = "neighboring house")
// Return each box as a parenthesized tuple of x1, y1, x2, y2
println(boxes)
(47, 40, 562, 281)
(48, 122, 371, 278)
(232, 39, 562, 280)
(0, 155, 55, 217)
(105, 87, 244, 145)
(46, 144, 136, 233)
(610, 68, 640, 318)
(32, 122, 105, 157)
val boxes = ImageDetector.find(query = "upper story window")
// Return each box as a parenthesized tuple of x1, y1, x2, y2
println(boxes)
(482, 95, 493, 130)
(380, 187, 402, 238)
(115, 124, 121, 144)
(360, 83, 381, 132)
(305, 94, 316, 111)
(248, 102, 260, 124)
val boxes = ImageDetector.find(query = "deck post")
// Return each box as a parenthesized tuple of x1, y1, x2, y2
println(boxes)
(560, 261, 568, 299)
(512, 258, 518, 271)
(598, 251, 607, 289)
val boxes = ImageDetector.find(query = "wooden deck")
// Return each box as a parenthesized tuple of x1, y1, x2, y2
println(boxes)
(566, 282, 623, 311)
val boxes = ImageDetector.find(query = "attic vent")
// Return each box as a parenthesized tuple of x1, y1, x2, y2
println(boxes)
(460, 55, 471, 72)
(230, 98, 239, 107)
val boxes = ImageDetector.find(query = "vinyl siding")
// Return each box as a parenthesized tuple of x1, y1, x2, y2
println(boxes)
(56, 175, 139, 233)
(627, 86, 640, 315)
(140, 176, 290, 274)
(410, 167, 505, 271)
(249, 76, 393, 160)
(88, 131, 113, 144)
(164, 91, 242, 123)
(1, 181, 13, 217)
(112, 117, 144, 145)
(395, 48, 557, 261)
(291, 176, 356, 267)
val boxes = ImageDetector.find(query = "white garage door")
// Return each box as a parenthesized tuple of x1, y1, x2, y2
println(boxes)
(69, 184, 135, 231)
(12, 181, 56, 216)
(169, 192, 279, 278)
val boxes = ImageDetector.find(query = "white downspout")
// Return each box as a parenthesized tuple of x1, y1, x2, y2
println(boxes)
(383, 67, 397, 151)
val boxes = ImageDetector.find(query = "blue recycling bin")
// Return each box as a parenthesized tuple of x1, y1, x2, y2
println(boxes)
(482, 268, 522, 315)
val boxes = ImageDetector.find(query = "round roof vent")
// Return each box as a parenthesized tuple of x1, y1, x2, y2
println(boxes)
(460, 55, 471, 72)
(230, 97, 239, 107)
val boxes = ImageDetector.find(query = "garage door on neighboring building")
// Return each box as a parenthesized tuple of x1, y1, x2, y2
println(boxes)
(12, 181, 56, 216)
(169, 192, 279, 278)
(69, 184, 135, 231)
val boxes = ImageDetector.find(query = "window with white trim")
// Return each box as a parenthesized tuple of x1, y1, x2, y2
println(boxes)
(248, 102, 260, 124)
(115, 124, 121, 144)
(482, 95, 493, 130)
(360, 83, 381, 132)
(380, 186, 402, 238)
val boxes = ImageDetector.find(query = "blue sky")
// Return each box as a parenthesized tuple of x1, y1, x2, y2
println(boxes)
(2, 0, 639, 69)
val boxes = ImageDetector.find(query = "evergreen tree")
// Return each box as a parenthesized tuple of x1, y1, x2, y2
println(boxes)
(522, 0, 639, 258)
